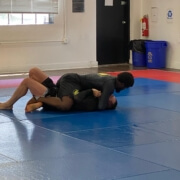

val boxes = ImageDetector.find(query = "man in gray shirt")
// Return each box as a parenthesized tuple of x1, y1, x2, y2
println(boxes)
(0, 67, 134, 112)
(38, 71, 134, 111)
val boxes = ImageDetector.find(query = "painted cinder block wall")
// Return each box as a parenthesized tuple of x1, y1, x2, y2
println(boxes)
(0, 0, 180, 73)
(130, 0, 180, 69)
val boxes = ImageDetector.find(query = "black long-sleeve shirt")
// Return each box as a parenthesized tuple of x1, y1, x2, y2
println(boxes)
(78, 73, 116, 110)
(56, 73, 116, 110)
(73, 89, 98, 111)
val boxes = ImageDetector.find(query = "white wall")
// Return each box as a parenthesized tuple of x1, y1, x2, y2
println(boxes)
(130, 0, 180, 69)
(130, 0, 142, 40)
(0, 0, 97, 73)
(1, 0, 180, 73)
(130, 0, 142, 64)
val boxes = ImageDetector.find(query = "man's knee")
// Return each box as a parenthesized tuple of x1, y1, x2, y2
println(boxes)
(21, 77, 31, 85)
(29, 67, 39, 77)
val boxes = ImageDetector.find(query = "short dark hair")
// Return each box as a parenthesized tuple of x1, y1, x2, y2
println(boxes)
(117, 72, 134, 87)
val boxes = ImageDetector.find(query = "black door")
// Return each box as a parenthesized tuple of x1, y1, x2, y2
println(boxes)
(96, 0, 130, 65)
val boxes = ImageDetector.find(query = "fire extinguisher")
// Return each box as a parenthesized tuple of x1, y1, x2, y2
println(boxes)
(142, 15, 149, 37)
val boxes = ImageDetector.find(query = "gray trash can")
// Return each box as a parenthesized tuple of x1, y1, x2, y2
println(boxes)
(129, 40, 146, 67)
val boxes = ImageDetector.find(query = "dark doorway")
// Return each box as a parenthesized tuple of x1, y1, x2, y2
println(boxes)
(96, 0, 130, 65)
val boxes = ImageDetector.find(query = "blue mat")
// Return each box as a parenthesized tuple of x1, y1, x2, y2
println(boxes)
(0, 77, 180, 179)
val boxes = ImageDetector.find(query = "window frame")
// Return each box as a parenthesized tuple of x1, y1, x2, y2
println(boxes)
(0, 13, 53, 26)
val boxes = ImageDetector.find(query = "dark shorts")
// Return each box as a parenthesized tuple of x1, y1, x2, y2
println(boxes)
(56, 73, 82, 98)
(42, 77, 57, 97)
(42, 77, 56, 88)
(41, 77, 58, 110)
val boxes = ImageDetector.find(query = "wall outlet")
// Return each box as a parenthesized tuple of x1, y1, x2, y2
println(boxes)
(63, 38, 68, 44)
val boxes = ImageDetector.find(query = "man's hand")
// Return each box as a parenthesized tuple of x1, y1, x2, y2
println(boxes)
(92, 88, 101, 97)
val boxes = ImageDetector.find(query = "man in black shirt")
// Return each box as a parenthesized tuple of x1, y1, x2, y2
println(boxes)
(0, 67, 133, 111)
(26, 88, 117, 112)
(37, 69, 134, 111)
(72, 88, 117, 111)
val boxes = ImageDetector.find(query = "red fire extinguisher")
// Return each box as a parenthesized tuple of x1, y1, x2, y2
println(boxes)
(142, 15, 149, 37)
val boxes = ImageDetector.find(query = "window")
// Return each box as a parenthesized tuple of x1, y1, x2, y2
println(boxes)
(0, 13, 8, 25)
(0, 0, 61, 42)
(0, 13, 54, 25)
(23, 14, 35, 25)
(9, 13, 22, 25)
(0, 0, 58, 14)
(0, 0, 58, 25)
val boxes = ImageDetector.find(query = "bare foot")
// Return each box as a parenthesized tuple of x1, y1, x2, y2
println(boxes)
(0, 103, 13, 110)
(25, 102, 43, 112)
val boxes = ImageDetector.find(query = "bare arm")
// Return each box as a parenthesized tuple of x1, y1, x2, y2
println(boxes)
(37, 97, 63, 109)
(37, 96, 73, 111)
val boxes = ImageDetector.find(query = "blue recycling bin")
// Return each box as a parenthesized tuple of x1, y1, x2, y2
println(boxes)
(132, 51, 146, 67)
(145, 41, 168, 68)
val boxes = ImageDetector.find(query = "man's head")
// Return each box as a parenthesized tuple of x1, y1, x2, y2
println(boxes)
(107, 94, 117, 110)
(115, 72, 134, 92)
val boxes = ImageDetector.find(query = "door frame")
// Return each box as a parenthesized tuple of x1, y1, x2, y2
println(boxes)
(96, 0, 130, 65)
